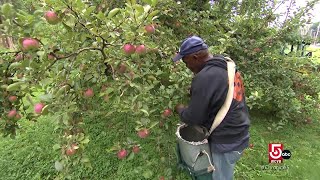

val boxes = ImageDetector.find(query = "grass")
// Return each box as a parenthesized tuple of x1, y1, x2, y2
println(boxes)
(306, 45, 320, 64)
(0, 110, 319, 180)
(235, 111, 320, 180)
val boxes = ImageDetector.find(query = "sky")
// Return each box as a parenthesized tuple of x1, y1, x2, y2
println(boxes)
(275, 0, 320, 23)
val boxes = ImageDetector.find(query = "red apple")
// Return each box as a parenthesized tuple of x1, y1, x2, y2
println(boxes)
(253, 48, 261, 53)
(15, 54, 23, 61)
(22, 38, 40, 51)
(8, 95, 18, 102)
(162, 108, 172, 117)
(7, 110, 17, 119)
(34, 103, 45, 114)
(66, 147, 76, 156)
(15, 114, 22, 120)
(137, 128, 150, 138)
(135, 45, 146, 54)
(132, 145, 140, 154)
(47, 54, 55, 60)
(118, 63, 127, 73)
(249, 143, 254, 148)
(17, 73, 24, 79)
(159, 176, 165, 180)
(44, 11, 60, 25)
(117, 149, 127, 159)
(144, 24, 155, 34)
(123, 44, 135, 55)
(84, 88, 94, 98)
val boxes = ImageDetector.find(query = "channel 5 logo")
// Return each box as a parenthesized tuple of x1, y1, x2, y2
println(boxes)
(268, 143, 291, 163)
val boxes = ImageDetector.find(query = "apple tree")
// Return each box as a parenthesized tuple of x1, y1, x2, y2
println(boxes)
(0, 0, 193, 175)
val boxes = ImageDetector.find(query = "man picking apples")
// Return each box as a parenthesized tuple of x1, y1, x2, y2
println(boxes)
(173, 36, 250, 180)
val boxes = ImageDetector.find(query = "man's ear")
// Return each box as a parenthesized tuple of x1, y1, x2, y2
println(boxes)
(193, 54, 198, 60)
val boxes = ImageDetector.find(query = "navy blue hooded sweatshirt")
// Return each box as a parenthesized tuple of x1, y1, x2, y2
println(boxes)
(179, 55, 250, 152)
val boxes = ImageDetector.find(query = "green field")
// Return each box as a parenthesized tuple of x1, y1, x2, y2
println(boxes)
(306, 45, 320, 63)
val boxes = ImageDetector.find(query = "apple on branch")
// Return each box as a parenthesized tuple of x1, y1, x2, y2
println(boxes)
(22, 38, 40, 51)
(8, 95, 17, 102)
(123, 44, 135, 55)
(145, 24, 155, 34)
(34, 103, 45, 114)
(44, 11, 60, 25)
(135, 45, 146, 55)
(7, 109, 17, 119)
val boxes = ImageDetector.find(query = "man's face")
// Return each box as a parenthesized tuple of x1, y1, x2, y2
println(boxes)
(182, 54, 202, 74)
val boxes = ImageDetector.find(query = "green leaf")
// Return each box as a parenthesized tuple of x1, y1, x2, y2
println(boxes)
(9, 62, 24, 70)
(1, 3, 13, 17)
(6, 82, 25, 91)
(81, 157, 90, 163)
(140, 118, 150, 125)
(133, 4, 144, 14)
(62, 22, 72, 32)
(149, 121, 159, 129)
(148, 10, 159, 18)
(140, 109, 149, 116)
(54, 161, 64, 171)
(53, 144, 61, 150)
(151, 0, 158, 6)
(144, 5, 151, 13)
(108, 8, 120, 18)
(78, 133, 85, 141)
(95, 11, 105, 21)
(142, 170, 153, 179)
(65, 15, 76, 27)
(84, 6, 96, 17)
(81, 137, 90, 144)
(62, 117, 69, 126)
(39, 94, 53, 102)
(127, 152, 134, 161)
(142, 0, 153, 5)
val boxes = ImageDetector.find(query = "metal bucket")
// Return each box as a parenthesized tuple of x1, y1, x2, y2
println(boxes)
(176, 124, 215, 173)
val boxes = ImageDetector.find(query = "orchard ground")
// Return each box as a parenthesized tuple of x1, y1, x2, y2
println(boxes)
(0, 94, 320, 179)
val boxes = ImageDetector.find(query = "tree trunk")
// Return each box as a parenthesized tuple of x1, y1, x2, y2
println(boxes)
(315, 24, 320, 45)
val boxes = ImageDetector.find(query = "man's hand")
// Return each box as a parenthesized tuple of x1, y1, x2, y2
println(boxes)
(175, 104, 186, 114)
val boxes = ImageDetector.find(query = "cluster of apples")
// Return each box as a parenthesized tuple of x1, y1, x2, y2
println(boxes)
(4, 95, 20, 120)
(117, 145, 140, 159)
(122, 24, 156, 55)
(117, 108, 172, 159)
(20, 11, 59, 52)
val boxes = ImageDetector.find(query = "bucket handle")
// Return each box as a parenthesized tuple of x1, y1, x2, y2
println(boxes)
(191, 150, 215, 172)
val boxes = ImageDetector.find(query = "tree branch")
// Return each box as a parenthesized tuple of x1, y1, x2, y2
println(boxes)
(282, 0, 294, 27)
(46, 47, 101, 71)
(64, 2, 107, 42)
(0, 51, 20, 55)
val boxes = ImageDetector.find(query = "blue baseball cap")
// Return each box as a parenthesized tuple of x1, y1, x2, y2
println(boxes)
(172, 36, 208, 62)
